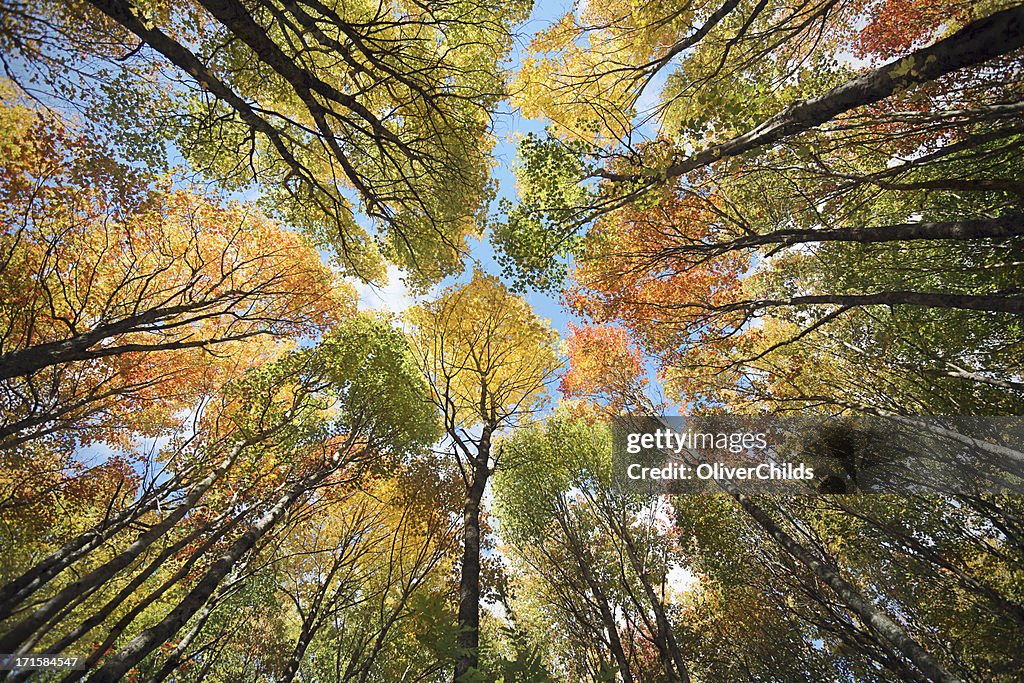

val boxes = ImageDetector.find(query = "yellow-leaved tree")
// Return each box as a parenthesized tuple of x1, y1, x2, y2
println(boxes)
(405, 271, 559, 681)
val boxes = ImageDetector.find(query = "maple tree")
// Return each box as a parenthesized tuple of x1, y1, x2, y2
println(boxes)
(406, 271, 560, 681)
(559, 323, 652, 414)
(0, 94, 353, 450)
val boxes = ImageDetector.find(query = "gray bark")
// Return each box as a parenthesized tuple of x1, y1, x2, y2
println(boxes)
(454, 426, 491, 682)
(83, 462, 341, 683)
(0, 445, 244, 654)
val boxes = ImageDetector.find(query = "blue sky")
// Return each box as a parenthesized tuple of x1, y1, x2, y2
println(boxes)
(355, 0, 676, 421)
(355, 1, 581, 336)
(357, 0, 673, 347)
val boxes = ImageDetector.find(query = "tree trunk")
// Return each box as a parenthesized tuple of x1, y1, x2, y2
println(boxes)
(281, 621, 317, 683)
(143, 578, 227, 683)
(622, 4, 1024, 184)
(0, 299, 236, 380)
(719, 291, 1024, 315)
(552, 503, 635, 683)
(39, 516, 247, 683)
(0, 444, 245, 654)
(454, 428, 492, 682)
(83, 461, 343, 683)
(279, 554, 346, 683)
(683, 217, 1024, 254)
(655, 411, 962, 683)
(22, 516, 228, 661)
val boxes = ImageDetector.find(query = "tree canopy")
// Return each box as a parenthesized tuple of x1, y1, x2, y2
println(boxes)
(1, 1, 1023, 681)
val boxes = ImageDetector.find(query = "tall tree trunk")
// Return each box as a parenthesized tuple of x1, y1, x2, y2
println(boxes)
(143, 570, 238, 683)
(0, 444, 246, 654)
(83, 459, 348, 683)
(0, 462, 202, 618)
(279, 554, 346, 683)
(54, 511, 251, 683)
(603, 4, 1024, 185)
(658, 415, 962, 682)
(18, 515, 230, 662)
(680, 217, 1024, 255)
(0, 300, 236, 380)
(454, 427, 492, 682)
(281, 619, 318, 683)
(716, 291, 1024, 315)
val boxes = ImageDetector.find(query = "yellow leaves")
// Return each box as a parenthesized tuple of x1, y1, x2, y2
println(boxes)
(513, 54, 637, 144)
(0, 86, 35, 156)
(0, 99, 358, 446)
(511, 1, 712, 143)
(528, 12, 578, 54)
(406, 270, 560, 428)
(888, 55, 921, 81)
(512, 11, 642, 143)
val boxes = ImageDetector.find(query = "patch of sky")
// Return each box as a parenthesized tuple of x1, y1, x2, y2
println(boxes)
(357, 1, 587, 337)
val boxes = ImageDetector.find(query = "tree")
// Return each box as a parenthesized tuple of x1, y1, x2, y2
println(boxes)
(3, 0, 532, 286)
(496, 0, 1024, 418)
(406, 271, 559, 681)
(559, 323, 654, 415)
(496, 413, 695, 683)
(0, 95, 353, 449)
(0, 314, 440, 681)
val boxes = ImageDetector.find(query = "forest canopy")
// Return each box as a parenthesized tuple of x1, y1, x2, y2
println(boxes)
(1, 0, 1023, 682)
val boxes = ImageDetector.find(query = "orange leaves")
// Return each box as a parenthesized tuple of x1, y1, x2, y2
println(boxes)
(0, 99, 354, 447)
(563, 182, 765, 410)
(560, 322, 648, 413)
(568, 185, 750, 365)
(854, 0, 980, 60)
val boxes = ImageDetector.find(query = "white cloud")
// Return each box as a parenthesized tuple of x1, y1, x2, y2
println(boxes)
(666, 564, 699, 594)
(353, 265, 414, 314)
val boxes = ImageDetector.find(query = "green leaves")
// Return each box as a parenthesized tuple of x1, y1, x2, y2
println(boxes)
(229, 313, 441, 460)
(493, 132, 598, 291)
(494, 413, 613, 542)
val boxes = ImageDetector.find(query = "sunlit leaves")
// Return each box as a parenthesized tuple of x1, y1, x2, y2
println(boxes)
(406, 270, 560, 429)
(0, 96, 354, 448)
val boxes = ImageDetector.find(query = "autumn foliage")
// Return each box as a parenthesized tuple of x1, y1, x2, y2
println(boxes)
(0, 98, 352, 447)
(1, 1, 1023, 682)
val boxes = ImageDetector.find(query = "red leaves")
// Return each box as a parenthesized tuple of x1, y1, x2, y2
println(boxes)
(560, 322, 648, 413)
(854, 0, 977, 60)
(566, 185, 750, 403)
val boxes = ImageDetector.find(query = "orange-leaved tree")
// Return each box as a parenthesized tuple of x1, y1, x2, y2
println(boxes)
(0, 96, 353, 449)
